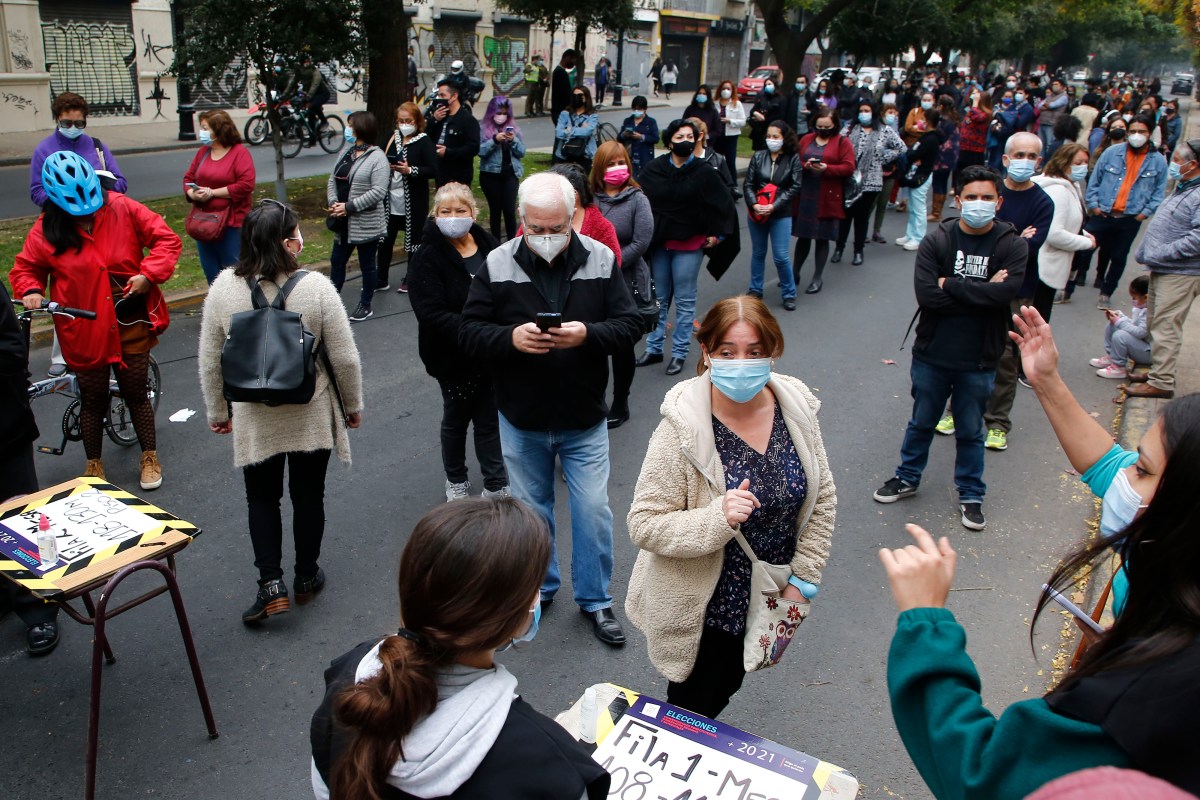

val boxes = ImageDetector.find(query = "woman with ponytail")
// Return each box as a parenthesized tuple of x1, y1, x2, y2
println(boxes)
(877, 306, 1200, 799)
(310, 498, 610, 800)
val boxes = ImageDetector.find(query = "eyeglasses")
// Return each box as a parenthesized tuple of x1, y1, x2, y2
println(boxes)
(58, 119, 87, 130)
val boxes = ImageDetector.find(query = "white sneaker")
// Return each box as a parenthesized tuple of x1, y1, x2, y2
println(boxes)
(1096, 364, 1128, 379)
(481, 486, 511, 500)
(903, 239, 921, 251)
(445, 480, 471, 502)
(895, 236, 910, 246)
(1089, 355, 1113, 368)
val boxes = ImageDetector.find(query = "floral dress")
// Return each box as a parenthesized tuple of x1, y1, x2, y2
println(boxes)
(706, 403, 808, 635)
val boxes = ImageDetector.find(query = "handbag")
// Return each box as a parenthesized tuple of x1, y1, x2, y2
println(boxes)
(842, 169, 864, 207)
(561, 137, 588, 161)
(734, 530, 810, 673)
(749, 183, 777, 223)
(186, 205, 230, 242)
(629, 272, 661, 334)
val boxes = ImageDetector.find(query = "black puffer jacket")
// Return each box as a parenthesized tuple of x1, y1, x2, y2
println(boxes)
(407, 219, 499, 381)
(742, 149, 803, 219)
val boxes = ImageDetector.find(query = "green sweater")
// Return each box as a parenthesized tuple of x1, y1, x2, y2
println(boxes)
(887, 608, 1130, 800)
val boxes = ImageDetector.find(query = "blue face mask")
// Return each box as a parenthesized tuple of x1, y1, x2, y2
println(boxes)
(694, 94, 707, 105)
(708, 358, 772, 403)
(198, 129, 213, 146)
(59, 124, 85, 141)
(858, 112, 873, 125)
(344, 127, 356, 144)
(920, 100, 933, 111)
(763, 84, 775, 95)
(633, 110, 645, 118)
(1070, 164, 1089, 182)
(1169, 161, 1183, 180)
(499, 602, 541, 651)
(960, 199, 997, 229)
(1006, 158, 1037, 182)
(1099, 468, 1146, 541)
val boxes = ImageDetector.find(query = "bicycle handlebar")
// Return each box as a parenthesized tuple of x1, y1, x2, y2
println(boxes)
(14, 300, 97, 320)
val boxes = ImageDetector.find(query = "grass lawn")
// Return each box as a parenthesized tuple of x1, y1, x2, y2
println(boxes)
(2, 152, 557, 298)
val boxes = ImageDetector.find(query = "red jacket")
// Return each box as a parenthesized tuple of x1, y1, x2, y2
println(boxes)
(182, 143, 256, 228)
(10, 192, 181, 370)
(796, 132, 856, 220)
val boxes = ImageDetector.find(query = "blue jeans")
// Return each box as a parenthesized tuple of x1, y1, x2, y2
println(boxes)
(896, 358, 995, 503)
(646, 247, 703, 359)
(905, 177, 930, 243)
(196, 225, 242, 285)
(498, 414, 614, 611)
(329, 239, 378, 307)
(747, 215, 796, 300)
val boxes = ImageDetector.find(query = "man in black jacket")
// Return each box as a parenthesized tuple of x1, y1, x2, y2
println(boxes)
(550, 49, 578, 135)
(785, 75, 817, 136)
(459, 172, 642, 647)
(873, 165, 1026, 531)
(0, 284, 61, 656)
(427, 77, 481, 187)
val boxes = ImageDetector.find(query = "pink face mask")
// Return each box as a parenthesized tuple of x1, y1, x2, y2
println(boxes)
(603, 165, 630, 186)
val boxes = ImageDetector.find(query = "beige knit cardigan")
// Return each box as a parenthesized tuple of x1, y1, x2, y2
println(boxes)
(625, 372, 837, 683)
(197, 268, 364, 468)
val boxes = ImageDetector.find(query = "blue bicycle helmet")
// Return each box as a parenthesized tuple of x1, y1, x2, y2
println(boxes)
(41, 150, 103, 216)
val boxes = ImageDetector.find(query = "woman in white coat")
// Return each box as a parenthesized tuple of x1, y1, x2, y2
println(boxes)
(714, 80, 748, 174)
(625, 296, 836, 719)
(1032, 142, 1097, 308)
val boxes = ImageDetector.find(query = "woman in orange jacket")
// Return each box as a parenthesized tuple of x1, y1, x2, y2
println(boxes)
(10, 152, 180, 489)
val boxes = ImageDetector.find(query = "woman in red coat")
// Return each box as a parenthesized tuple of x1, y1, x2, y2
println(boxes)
(791, 107, 855, 294)
(11, 152, 181, 489)
(183, 110, 255, 284)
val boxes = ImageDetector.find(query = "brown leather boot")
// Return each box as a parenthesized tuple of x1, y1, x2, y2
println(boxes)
(139, 450, 162, 490)
(929, 193, 946, 222)
(83, 459, 106, 479)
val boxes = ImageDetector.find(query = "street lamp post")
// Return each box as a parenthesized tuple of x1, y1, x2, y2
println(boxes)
(171, 1, 196, 140)
(612, 28, 625, 106)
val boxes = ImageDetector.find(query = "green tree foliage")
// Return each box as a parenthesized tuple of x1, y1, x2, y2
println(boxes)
(499, 0, 571, 63)
(175, 0, 360, 200)
(753, 0, 867, 84)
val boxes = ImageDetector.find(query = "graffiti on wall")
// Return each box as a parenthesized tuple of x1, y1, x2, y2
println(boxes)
(412, 24, 478, 94)
(193, 57, 249, 110)
(8, 30, 33, 70)
(41, 20, 139, 116)
(482, 35, 528, 97)
(1, 92, 39, 113)
(140, 29, 171, 67)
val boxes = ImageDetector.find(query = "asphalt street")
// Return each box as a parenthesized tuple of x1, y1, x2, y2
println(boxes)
(4, 196, 1127, 799)
(0, 100, 681, 221)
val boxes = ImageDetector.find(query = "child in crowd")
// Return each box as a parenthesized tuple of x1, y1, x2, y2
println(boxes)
(1091, 275, 1150, 379)
(618, 95, 659, 177)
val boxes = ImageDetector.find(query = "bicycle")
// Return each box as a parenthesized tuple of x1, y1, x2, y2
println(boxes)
(277, 94, 345, 159)
(16, 301, 162, 455)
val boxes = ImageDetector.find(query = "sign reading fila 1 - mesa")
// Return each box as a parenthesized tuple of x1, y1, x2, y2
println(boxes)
(591, 695, 859, 800)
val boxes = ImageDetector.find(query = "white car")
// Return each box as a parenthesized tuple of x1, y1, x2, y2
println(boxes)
(1072, 70, 1087, 81)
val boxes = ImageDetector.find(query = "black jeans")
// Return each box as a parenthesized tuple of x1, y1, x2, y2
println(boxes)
(378, 213, 421, 287)
(1070, 214, 1142, 298)
(439, 377, 507, 491)
(330, 240, 378, 308)
(243, 449, 332, 583)
(611, 346, 635, 411)
(479, 170, 519, 240)
(666, 625, 747, 719)
(837, 190, 880, 251)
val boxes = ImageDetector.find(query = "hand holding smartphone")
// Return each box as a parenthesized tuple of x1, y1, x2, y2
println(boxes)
(536, 312, 562, 331)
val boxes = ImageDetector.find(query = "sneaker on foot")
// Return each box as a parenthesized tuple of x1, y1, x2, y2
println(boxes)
(375, 282, 390, 292)
(960, 502, 986, 530)
(935, 414, 955, 435)
(445, 479, 471, 502)
(242, 578, 290, 623)
(396, 281, 409, 294)
(481, 486, 511, 499)
(1017, 375, 1033, 389)
(84, 458, 106, 479)
(1096, 364, 1129, 379)
(349, 304, 373, 322)
(872, 232, 887, 244)
(895, 236, 910, 246)
(1089, 355, 1113, 368)
(985, 428, 1008, 450)
(1097, 295, 1110, 309)
(873, 477, 918, 503)
(902, 239, 921, 251)
(139, 450, 162, 490)
(1053, 290, 1070, 304)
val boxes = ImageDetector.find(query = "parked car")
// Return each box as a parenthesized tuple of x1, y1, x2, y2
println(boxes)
(1171, 73, 1194, 95)
(1072, 69, 1087, 82)
(737, 65, 782, 100)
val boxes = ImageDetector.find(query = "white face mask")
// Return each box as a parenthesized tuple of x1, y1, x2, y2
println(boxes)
(525, 232, 569, 262)
(435, 216, 473, 239)
(1099, 468, 1147, 541)
(1127, 133, 1148, 149)
(765, 138, 784, 153)
(720, 89, 732, 99)
(493, 114, 508, 125)
(398, 123, 416, 137)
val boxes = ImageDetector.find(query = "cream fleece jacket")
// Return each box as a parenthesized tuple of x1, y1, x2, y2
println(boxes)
(198, 269, 364, 468)
(625, 372, 837, 683)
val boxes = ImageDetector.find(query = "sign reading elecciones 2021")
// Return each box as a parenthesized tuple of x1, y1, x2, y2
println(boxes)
(592, 696, 859, 800)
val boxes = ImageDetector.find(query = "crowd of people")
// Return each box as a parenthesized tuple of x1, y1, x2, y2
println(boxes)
(4, 65, 1200, 800)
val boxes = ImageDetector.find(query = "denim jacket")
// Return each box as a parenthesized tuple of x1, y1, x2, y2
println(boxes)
(478, 130, 527, 179)
(1085, 143, 1168, 217)
(554, 111, 599, 161)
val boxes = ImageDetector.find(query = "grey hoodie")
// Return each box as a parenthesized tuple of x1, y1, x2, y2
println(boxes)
(595, 186, 653, 298)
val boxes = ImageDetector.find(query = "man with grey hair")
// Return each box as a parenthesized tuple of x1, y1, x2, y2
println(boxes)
(977, 131, 1055, 452)
(1126, 140, 1200, 400)
(460, 172, 642, 646)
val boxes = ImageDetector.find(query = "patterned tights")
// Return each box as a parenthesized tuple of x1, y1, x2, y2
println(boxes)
(75, 352, 155, 459)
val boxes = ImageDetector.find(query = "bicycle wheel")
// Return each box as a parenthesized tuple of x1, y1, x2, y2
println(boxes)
(596, 122, 620, 145)
(244, 114, 271, 146)
(105, 356, 161, 447)
(316, 114, 345, 153)
(278, 118, 304, 159)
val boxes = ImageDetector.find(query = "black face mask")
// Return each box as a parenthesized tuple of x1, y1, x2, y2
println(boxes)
(1109, 128, 1126, 141)
(573, 96, 585, 107)
(671, 140, 695, 157)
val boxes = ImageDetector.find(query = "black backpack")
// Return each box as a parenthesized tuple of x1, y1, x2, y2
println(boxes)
(221, 271, 321, 406)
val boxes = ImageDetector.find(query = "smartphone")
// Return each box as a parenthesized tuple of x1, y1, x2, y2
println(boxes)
(387, 153, 400, 164)
(186, 182, 200, 190)
(536, 312, 562, 331)
(505, 126, 515, 134)
(1043, 584, 1105, 634)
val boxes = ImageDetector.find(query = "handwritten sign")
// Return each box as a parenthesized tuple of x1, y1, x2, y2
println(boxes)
(590, 694, 858, 800)
(0, 488, 162, 575)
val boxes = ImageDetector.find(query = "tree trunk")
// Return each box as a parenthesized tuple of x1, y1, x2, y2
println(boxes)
(547, 21, 558, 67)
(755, 0, 865, 87)
(257, 63, 289, 201)
(574, 17, 587, 59)
(363, 0, 408, 145)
